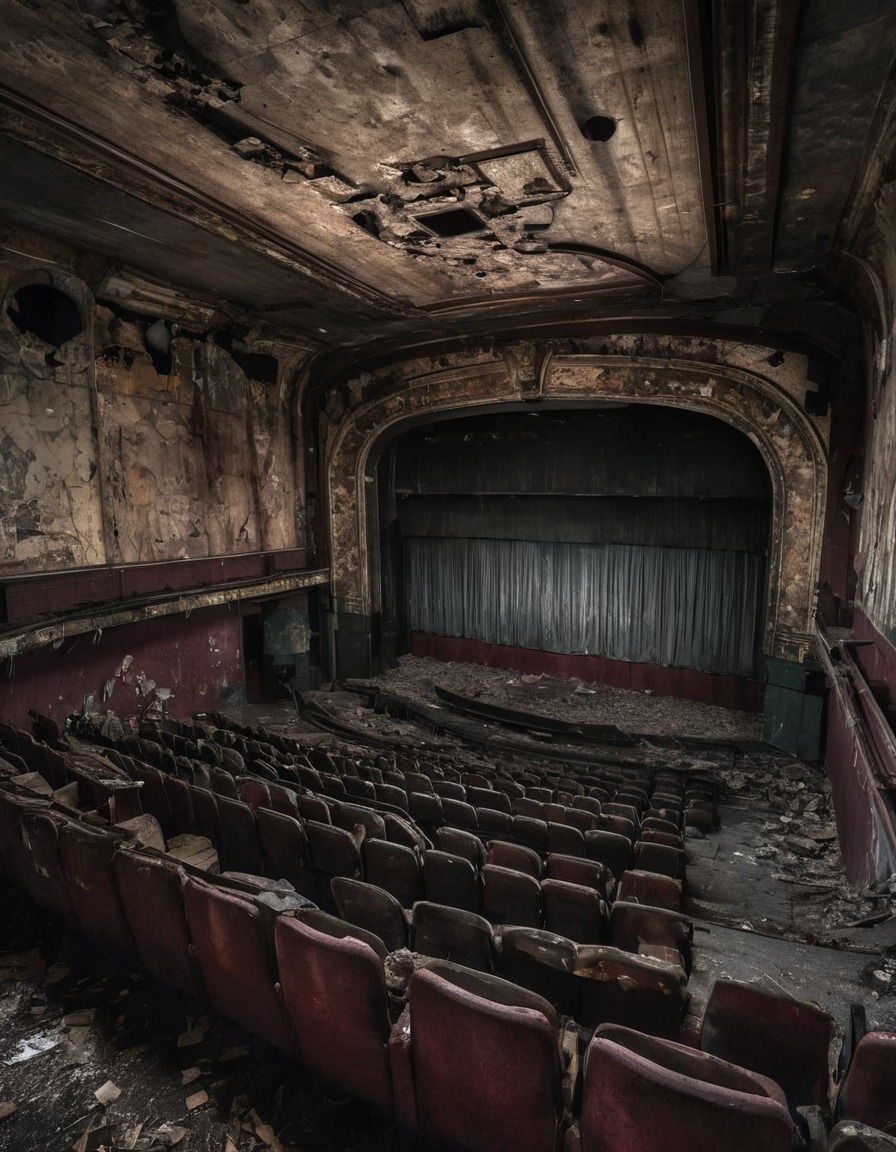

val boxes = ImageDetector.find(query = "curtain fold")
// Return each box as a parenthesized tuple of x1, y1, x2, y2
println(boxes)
(405, 537, 763, 677)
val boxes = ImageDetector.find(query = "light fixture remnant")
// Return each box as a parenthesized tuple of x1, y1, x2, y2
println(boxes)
(580, 115, 617, 142)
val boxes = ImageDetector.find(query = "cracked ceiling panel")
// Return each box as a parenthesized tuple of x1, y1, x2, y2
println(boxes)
(0, 0, 704, 337)
(0, 0, 892, 350)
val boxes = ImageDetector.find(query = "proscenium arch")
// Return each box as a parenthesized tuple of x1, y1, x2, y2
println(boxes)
(324, 341, 828, 664)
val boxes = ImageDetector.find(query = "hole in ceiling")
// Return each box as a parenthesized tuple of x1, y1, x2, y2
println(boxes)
(231, 349, 279, 384)
(414, 206, 488, 238)
(352, 210, 381, 238)
(580, 116, 617, 142)
(628, 17, 645, 47)
(7, 284, 84, 347)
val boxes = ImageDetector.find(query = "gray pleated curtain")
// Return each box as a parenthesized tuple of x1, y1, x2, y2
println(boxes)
(405, 536, 763, 677)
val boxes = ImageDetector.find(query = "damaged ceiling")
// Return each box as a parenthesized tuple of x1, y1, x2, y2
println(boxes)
(0, 0, 894, 351)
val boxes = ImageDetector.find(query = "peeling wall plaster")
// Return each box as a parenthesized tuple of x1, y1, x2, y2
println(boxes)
(0, 278, 106, 573)
(842, 102, 896, 651)
(0, 243, 303, 577)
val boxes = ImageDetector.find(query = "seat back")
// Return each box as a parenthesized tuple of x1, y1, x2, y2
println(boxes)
(609, 901, 692, 974)
(576, 947, 688, 1039)
(700, 978, 837, 1117)
(58, 821, 138, 962)
(364, 838, 424, 907)
(406, 962, 563, 1152)
(837, 1031, 896, 1132)
(113, 848, 205, 1000)
(216, 795, 264, 875)
(577, 1029, 793, 1152)
(482, 864, 542, 928)
(275, 914, 393, 1110)
(256, 808, 308, 890)
(422, 850, 481, 912)
(634, 840, 684, 879)
(182, 876, 294, 1054)
(616, 869, 682, 910)
(331, 876, 408, 951)
(486, 840, 543, 879)
(585, 830, 633, 878)
(434, 826, 486, 867)
(500, 927, 581, 1018)
(541, 878, 606, 945)
(545, 853, 609, 897)
(412, 901, 496, 972)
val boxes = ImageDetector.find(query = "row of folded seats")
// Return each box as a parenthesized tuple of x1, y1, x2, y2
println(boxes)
(2, 771, 894, 1152)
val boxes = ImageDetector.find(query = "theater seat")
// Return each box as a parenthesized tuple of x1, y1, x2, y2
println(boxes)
(182, 876, 295, 1054)
(576, 947, 688, 1039)
(698, 978, 837, 1119)
(423, 849, 481, 912)
(482, 864, 542, 927)
(331, 876, 409, 951)
(616, 869, 682, 910)
(837, 1031, 896, 1133)
(364, 838, 424, 908)
(487, 840, 543, 878)
(256, 808, 308, 890)
(275, 913, 394, 1111)
(568, 1024, 793, 1152)
(435, 826, 486, 867)
(584, 830, 633, 879)
(542, 878, 606, 945)
(113, 847, 206, 1001)
(609, 901, 692, 975)
(58, 821, 139, 963)
(394, 961, 566, 1152)
(500, 927, 581, 1018)
(412, 901, 497, 973)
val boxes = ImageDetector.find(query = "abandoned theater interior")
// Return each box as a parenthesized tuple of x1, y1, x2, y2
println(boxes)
(2, 0, 896, 1149)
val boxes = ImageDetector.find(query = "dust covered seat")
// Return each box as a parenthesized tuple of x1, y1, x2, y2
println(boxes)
(837, 1031, 896, 1133)
(392, 960, 568, 1152)
(698, 977, 837, 1119)
(182, 875, 295, 1054)
(412, 901, 497, 973)
(275, 912, 395, 1111)
(331, 876, 410, 951)
(567, 1024, 793, 1152)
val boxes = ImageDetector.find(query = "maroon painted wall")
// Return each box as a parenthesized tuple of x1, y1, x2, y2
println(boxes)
(0, 605, 243, 731)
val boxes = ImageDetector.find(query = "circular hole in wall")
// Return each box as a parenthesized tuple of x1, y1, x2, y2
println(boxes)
(580, 115, 618, 142)
(7, 283, 84, 346)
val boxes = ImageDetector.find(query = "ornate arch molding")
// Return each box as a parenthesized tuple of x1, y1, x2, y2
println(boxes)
(325, 340, 828, 663)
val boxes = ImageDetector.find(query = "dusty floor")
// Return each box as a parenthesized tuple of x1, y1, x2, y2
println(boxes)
(3, 658, 895, 1149)
(0, 879, 418, 1152)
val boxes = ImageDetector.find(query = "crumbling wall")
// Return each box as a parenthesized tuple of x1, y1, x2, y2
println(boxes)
(840, 98, 896, 652)
(0, 232, 304, 578)
(860, 326, 896, 649)
(0, 246, 106, 574)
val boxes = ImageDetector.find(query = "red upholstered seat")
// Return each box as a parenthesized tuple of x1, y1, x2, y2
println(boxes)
(837, 1031, 896, 1133)
(275, 913, 394, 1111)
(568, 1024, 793, 1152)
(397, 961, 566, 1152)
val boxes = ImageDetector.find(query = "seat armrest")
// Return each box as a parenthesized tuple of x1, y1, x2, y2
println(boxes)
(388, 1004, 417, 1133)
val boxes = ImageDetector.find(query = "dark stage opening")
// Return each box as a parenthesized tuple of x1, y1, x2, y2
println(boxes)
(377, 405, 772, 695)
